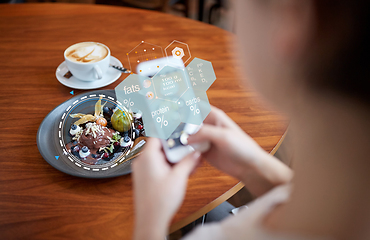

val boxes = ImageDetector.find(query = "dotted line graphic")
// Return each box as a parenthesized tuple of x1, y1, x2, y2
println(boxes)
(58, 94, 131, 172)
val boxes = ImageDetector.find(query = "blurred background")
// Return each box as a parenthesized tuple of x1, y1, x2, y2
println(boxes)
(2, 0, 235, 32)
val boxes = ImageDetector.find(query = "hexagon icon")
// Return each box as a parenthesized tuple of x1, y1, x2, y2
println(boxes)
(115, 74, 157, 113)
(186, 58, 216, 91)
(165, 40, 191, 64)
(172, 47, 185, 59)
(152, 65, 189, 103)
(127, 41, 164, 74)
(142, 99, 182, 139)
(115, 74, 144, 112)
(178, 89, 211, 125)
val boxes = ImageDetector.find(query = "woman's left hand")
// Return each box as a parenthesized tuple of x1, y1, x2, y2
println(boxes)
(132, 138, 201, 240)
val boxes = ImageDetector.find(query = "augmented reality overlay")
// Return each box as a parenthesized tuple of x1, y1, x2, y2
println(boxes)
(115, 41, 216, 139)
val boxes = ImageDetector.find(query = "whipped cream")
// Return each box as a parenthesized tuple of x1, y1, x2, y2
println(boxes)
(132, 110, 142, 119)
(120, 136, 132, 147)
(70, 124, 81, 135)
(79, 147, 90, 158)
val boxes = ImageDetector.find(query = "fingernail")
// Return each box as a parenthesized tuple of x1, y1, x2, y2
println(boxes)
(193, 151, 201, 160)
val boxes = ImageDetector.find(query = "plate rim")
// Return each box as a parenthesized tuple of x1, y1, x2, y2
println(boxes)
(36, 90, 143, 178)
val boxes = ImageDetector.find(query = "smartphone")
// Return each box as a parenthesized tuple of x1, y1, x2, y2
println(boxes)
(162, 122, 210, 163)
(137, 57, 210, 163)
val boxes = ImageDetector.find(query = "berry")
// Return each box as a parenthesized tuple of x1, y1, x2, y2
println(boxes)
(73, 145, 80, 152)
(124, 136, 130, 143)
(96, 117, 107, 127)
(71, 124, 77, 130)
(114, 141, 120, 146)
(82, 146, 89, 153)
(134, 129, 140, 139)
(137, 125, 143, 130)
(103, 106, 110, 114)
(102, 152, 109, 158)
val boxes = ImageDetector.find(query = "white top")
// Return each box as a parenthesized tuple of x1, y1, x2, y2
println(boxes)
(182, 184, 334, 240)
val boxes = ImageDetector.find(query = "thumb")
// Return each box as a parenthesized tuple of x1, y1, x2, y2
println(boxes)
(188, 124, 226, 146)
(172, 151, 201, 178)
(144, 137, 162, 152)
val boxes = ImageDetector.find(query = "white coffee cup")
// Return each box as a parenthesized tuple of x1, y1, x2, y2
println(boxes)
(64, 42, 111, 81)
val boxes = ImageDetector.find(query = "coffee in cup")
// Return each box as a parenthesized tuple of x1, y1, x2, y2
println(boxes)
(64, 42, 111, 81)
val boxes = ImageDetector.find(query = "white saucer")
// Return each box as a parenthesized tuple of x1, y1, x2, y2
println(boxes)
(56, 56, 123, 90)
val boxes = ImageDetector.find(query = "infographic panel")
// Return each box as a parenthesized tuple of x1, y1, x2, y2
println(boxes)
(116, 41, 217, 139)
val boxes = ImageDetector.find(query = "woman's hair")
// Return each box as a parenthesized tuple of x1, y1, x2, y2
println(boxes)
(305, 0, 370, 105)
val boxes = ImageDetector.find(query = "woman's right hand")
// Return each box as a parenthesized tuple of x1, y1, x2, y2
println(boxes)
(188, 106, 293, 196)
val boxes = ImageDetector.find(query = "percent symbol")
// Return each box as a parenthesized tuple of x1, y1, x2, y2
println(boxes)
(156, 115, 168, 128)
(190, 105, 200, 115)
(123, 98, 134, 107)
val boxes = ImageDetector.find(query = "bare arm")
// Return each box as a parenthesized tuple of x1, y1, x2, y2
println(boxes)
(188, 106, 293, 197)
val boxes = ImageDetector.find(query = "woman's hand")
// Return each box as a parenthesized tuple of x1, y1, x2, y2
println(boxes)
(188, 106, 293, 196)
(132, 138, 201, 240)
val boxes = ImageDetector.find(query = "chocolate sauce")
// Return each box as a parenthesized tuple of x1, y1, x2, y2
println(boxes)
(65, 140, 129, 165)
(66, 116, 146, 165)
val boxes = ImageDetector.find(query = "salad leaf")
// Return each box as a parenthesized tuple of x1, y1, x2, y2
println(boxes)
(112, 132, 121, 141)
(109, 144, 114, 153)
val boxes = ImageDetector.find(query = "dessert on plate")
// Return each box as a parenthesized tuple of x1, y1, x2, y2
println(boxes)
(66, 96, 145, 165)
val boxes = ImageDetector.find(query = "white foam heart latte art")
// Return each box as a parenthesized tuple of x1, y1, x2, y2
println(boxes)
(65, 42, 109, 63)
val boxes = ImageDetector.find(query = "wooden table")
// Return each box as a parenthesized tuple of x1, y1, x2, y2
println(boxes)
(0, 3, 288, 239)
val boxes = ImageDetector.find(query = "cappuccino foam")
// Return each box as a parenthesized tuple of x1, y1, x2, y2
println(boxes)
(65, 42, 108, 63)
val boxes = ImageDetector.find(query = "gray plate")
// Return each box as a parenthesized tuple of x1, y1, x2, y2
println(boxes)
(36, 90, 145, 178)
